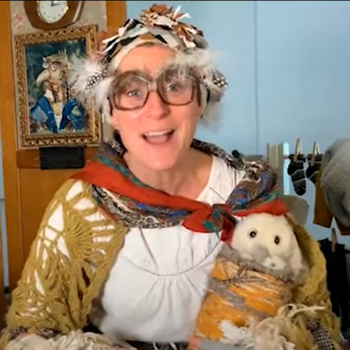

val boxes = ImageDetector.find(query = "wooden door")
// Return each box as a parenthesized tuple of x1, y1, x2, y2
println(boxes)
(0, 1, 126, 291)
(0, 197, 5, 329)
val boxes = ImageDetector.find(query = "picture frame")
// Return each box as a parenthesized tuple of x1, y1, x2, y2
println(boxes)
(14, 24, 101, 148)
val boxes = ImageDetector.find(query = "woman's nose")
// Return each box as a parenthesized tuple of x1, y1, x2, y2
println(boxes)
(144, 90, 170, 119)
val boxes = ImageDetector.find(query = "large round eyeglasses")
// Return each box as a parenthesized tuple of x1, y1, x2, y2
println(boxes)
(111, 69, 199, 111)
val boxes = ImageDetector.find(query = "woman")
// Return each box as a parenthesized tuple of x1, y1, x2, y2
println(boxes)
(0, 4, 340, 350)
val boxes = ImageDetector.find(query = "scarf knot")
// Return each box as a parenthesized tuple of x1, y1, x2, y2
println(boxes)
(183, 204, 237, 242)
(71, 137, 288, 242)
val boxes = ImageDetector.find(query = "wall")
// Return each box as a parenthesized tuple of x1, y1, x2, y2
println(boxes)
(126, 1, 350, 243)
(256, 1, 350, 242)
(0, 1, 109, 287)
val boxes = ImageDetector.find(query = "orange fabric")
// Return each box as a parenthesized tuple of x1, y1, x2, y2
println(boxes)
(71, 161, 288, 238)
(72, 162, 208, 210)
(313, 171, 350, 235)
(194, 255, 291, 341)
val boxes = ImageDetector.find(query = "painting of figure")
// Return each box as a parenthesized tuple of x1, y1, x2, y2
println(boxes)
(14, 25, 100, 148)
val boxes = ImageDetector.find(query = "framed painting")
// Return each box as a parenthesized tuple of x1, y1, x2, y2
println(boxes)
(14, 24, 101, 148)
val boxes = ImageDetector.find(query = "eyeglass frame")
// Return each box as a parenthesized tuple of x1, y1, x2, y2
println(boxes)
(108, 69, 202, 111)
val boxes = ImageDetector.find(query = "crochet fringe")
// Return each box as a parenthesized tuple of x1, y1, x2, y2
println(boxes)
(4, 331, 125, 350)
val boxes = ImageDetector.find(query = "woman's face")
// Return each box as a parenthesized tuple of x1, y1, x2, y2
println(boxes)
(110, 44, 203, 172)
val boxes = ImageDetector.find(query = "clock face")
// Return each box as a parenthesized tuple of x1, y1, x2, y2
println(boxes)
(37, 1, 68, 24)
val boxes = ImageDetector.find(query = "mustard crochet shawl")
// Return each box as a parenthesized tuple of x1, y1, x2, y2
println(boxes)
(0, 179, 341, 349)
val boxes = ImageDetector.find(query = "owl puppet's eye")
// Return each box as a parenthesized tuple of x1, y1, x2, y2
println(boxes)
(274, 236, 281, 245)
(249, 230, 257, 238)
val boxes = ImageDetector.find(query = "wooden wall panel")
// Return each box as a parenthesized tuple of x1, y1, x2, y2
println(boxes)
(0, 1, 126, 291)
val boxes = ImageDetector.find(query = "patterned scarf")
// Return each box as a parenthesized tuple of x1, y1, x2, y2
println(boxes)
(71, 135, 287, 240)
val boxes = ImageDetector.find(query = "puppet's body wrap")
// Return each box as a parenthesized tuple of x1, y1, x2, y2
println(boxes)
(194, 245, 294, 341)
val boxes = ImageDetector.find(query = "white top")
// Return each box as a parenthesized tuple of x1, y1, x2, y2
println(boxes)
(89, 156, 245, 343)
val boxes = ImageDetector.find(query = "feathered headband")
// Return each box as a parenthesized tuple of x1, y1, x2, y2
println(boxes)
(68, 4, 228, 123)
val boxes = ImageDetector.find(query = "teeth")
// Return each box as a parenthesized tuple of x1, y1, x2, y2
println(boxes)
(144, 130, 172, 137)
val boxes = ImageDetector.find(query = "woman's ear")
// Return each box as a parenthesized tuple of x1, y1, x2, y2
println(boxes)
(110, 108, 119, 130)
(198, 85, 209, 114)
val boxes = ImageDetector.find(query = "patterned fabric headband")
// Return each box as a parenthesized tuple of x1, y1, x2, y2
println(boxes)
(68, 4, 228, 122)
(103, 4, 205, 62)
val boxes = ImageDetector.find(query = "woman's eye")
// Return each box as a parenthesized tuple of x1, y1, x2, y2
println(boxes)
(126, 90, 140, 97)
(166, 82, 182, 92)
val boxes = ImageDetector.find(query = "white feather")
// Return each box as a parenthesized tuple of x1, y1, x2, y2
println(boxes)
(68, 56, 113, 115)
(95, 76, 114, 111)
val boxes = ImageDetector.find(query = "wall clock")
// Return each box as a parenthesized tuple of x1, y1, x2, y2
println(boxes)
(24, 1, 85, 31)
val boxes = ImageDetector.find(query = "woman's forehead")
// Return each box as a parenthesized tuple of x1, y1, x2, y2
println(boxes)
(117, 44, 177, 76)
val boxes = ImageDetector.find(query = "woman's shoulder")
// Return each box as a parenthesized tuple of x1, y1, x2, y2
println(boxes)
(212, 155, 246, 185)
(46, 178, 95, 213)
(41, 178, 120, 237)
(63, 178, 91, 196)
(202, 156, 246, 204)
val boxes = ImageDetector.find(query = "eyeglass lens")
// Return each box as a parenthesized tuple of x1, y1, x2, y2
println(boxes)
(113, 69, 196, 110)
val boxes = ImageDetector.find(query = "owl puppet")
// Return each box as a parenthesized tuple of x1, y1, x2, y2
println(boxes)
(189, 198, 311, 350)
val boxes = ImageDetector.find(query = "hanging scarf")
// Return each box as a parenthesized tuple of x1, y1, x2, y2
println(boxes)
(71, 135, 287, 241)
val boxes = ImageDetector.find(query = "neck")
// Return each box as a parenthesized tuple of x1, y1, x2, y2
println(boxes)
(124, 148, 212, 197)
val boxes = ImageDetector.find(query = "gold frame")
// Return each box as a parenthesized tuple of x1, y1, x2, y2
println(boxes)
(14, 24, 100, 148)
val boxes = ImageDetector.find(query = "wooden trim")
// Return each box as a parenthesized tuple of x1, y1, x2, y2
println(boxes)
(0, 1, 23, 291)
(106, 1, 127, 29)
(0, 203, 5, 329)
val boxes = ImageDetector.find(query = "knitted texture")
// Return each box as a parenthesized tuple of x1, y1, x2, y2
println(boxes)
(0, 179, 129, 349)
(0, 182, 340, 350)
(284, 214, 340, 350)
(193, 214, 341, 350)
(194, 246, 294, 339)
